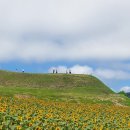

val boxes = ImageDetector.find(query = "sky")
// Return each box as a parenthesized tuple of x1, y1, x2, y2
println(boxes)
(0, 0, 130, 92)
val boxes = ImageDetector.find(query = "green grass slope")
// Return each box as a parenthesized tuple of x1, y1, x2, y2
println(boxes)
(0, 70, 112, 93)
(0, 70, 130, 106)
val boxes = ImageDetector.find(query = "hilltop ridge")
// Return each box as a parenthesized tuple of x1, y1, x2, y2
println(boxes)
(0, 70, 130, 106)
(0, 70, 113, 94)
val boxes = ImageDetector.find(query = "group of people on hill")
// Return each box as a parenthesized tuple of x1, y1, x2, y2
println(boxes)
(15, 68, 72, 74)
(53, 69, 71, 74)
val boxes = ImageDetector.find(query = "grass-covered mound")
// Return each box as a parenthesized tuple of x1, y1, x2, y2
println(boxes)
(0, 70, 112, 94)
(0, 70, 130, 106)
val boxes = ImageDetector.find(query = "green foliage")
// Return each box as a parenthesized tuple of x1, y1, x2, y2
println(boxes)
(118, 91, 127, 96)
(0, 70, 113, 93)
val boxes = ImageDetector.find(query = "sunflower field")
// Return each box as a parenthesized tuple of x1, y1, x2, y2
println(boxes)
(0, 96, 130, 130)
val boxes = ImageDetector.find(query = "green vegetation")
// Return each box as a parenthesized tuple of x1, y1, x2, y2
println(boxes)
(0, 70, 111, 90)
(1, 96, 130, 130)
(0, 70, 130, 106)
(118, 91, 127, 96)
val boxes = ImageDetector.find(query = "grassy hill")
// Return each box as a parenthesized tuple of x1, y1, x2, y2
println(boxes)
(0, 70, 129, 106)
(0, 70, 112, 92)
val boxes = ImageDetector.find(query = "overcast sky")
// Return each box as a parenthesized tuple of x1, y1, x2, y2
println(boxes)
(0, 0, 130, 92)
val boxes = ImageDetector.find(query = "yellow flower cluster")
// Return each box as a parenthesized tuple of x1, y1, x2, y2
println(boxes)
(0, 96, 130, 129)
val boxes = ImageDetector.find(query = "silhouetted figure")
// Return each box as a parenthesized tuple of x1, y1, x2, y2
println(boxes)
(56, 69, 58, 74)
(22, 69, 24, 73)
(69, 70, 71, 74)
(53, 69, 55, 74)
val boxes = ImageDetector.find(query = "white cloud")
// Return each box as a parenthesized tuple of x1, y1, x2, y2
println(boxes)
(120, 86, 130, 93)
(111, 63, 130, 71)
(70, 65, 93, 74)
(95, 69, 130, 80)
(0, 0, 130, 62)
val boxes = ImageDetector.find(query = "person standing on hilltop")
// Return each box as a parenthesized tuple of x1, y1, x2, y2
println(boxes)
(53, 69, 55, 74)
(56, 69, 58, 74)
(22, 69, 24, 73)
